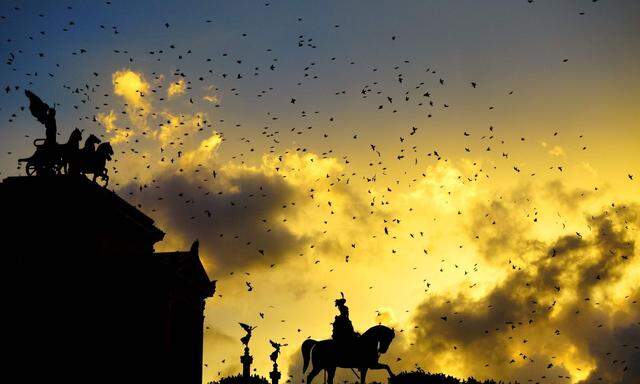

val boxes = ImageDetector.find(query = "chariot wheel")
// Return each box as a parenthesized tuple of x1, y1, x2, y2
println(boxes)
(25, 161, 36, 176)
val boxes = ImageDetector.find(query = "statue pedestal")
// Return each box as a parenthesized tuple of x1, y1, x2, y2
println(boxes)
(270, 363, 281, 384)
(241, 346, 253, 380)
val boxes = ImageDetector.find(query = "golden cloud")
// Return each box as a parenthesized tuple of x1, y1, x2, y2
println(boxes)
(96, 110, 131, 144)
(112, 69, 152, 135)
(157, 111, 208, 146)
(548, 145, 566, 157)
(178, 133, 223, 170)
(113, 69, 150, 109)
(167, 79, 186, 98)
(98, 67, 639, 384)
(203, 95, 219, 103)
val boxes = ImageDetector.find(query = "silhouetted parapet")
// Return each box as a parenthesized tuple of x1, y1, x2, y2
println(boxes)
(1, 175, 214, 384)
(155, 241, 216, 384)
(1, 175, 164, 254)
(155, 240, 216, 300)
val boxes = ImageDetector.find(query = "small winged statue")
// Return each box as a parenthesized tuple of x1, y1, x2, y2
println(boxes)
(25, 90, 57, 147)
(269, 340, 288, 363)
(239, 323, 257, 346)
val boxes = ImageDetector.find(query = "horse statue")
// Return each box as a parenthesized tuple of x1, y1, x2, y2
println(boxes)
(59, 128, 82, 173)
(80, 134, 101, 159)
(302, 324, 395, 384)
(18, 90, 114, 186)
(68, 134, 101, 174)
(73, 141, 113, 187)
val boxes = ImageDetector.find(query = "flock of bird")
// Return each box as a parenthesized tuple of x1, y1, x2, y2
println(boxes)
(1, 1, 637, 383)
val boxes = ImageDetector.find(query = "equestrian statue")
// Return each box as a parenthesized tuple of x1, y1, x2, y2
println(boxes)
(301, 293, 395, 384)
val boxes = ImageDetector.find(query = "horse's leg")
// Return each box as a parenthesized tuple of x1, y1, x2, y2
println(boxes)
(306, 367, 321, 384)
(360, 368, 368, 384)
(326, 367, 336, 384)
(369, 362, 394, 378)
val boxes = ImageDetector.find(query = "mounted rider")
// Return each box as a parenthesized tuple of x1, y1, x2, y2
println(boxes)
(331, 293, 358, 349)
(302, 293, 395, 384)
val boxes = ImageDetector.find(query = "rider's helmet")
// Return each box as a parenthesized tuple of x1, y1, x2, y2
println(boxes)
(335, 292, 346, 305)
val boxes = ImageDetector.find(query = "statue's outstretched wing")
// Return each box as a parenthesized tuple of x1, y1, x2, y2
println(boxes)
(269, 339, 278, 348)
(239, 322, 252, 332)
(25, 90, 50, 125)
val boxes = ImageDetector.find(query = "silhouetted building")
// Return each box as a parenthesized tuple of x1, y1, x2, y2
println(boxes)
(2, 175, 215, 384)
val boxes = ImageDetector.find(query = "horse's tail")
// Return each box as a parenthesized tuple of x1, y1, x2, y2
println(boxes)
(302, 339, 317, 373)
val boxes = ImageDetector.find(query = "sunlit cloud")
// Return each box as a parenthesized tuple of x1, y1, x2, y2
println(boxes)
(167, 79, 186, 98)
(91, 67, 639, 384)
(112, 69, 152, 134)
(203, 94, 219, 103)
(178, 133, 223, 170)
(157, 111, 208, 146)
(548, 145, 566, 157)
(96, 110, 131, 144)
(113, 69, 151, 109)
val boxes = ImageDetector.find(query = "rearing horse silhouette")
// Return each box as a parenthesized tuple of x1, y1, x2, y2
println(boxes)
(302, 325, 395, 384)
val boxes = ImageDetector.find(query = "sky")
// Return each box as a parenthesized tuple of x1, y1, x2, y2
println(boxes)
(1, 1, 639, 383)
